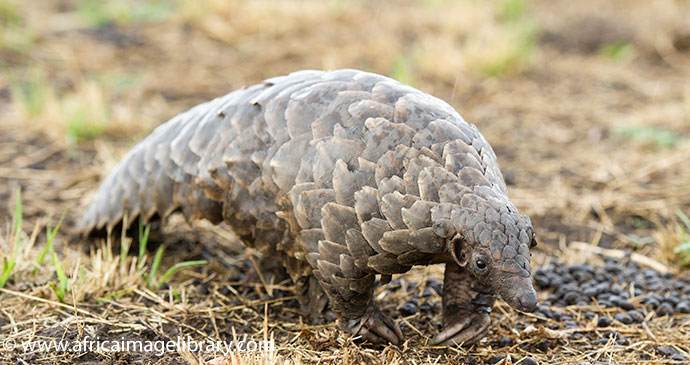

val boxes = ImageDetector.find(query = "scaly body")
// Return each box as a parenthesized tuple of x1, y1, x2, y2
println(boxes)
(77, 69, 538, 345)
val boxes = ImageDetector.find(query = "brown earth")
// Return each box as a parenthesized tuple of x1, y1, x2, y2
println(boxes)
(1, 0, 690, 363)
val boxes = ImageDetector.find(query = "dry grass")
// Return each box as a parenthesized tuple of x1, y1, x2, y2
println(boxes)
(1, 0, 690, 363)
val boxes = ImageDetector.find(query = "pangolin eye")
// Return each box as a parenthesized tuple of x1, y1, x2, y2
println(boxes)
(530, 232, 538, 248)
(476, 259, 487, 270)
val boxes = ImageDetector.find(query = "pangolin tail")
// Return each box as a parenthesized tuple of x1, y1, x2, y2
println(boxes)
(76, 101, 228, 236)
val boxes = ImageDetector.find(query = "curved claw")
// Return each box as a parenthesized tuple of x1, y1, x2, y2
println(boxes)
(430, 312, 491, 346)
(429, 316, 471, 345)
(341, 306, 404, 345)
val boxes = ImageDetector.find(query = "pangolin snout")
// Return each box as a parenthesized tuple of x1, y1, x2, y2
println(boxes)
(498, 274, 538, 313)
(517, 288, 538, 312)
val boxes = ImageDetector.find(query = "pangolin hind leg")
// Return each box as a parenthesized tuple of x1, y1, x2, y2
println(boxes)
(234, 229, 291, 285)
(283, 255, 333, 324)
(430, 263, 496, 346)
(246, 250, 290, 285)
(321, 274, 404, 345)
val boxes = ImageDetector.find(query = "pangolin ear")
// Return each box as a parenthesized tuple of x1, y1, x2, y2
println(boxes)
(449, 234, 469, 268)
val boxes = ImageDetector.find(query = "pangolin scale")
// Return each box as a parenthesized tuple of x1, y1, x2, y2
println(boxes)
(77, 69, 538, 345)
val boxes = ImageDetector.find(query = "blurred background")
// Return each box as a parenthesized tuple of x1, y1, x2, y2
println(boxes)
(1, 0, 690, 362)
(2, 0, 689, 264)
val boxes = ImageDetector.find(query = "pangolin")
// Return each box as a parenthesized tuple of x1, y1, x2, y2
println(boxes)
(77, 69, 538, 345)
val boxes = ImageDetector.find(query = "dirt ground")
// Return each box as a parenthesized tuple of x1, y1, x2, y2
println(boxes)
(1, 0, 690, 364)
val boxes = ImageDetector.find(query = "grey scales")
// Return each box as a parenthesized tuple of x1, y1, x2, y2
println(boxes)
(76, 69, 538, 346)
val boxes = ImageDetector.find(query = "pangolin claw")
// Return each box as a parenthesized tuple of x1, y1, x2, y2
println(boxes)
(430, 310, 491, 346)
(341, 306, 404, 345)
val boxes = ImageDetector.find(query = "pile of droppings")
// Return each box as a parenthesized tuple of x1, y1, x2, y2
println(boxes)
(533, 257, 690, 316)
(531, 256, 690, 363)
(380, 256, 690, 364)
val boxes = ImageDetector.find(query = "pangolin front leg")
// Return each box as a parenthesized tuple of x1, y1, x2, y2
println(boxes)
(430, 263, 496, 346)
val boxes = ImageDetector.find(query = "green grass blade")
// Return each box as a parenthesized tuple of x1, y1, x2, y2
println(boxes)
(147, 245, 165, 287)
(47, 282, 60, 300)
(32, 223, 51, 275)
(0, 258, 16, 288)
(673, 241, 690, 254)
(51, 251, 67, 301)
(677, 210, 690, 231)
(48, 225, 70, 301)
(157, 260, 207, 290)
(47, 210, 66, 244)
(137, 217, 150, 270)
(1, 188, 23, 288)
(97, 287, 134, 305)
(35, 211, 66, 273)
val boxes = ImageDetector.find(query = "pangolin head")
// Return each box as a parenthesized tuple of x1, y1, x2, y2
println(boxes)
(434, 203, 538, 312)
